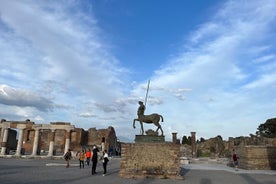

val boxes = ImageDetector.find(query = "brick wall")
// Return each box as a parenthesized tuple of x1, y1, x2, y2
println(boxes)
(119, 142, 181, 179)
(236, 146, 276, 170)
(18, 126, 117, 154)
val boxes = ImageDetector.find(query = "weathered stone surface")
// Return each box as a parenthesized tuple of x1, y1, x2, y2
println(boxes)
(87, 126, 116, 151)
(196, 136, 225, 158)
(145, 129, 158, 136)
(180, 144, 192, 157)
(135, 135, 165, 143)
(235, 146, 276, 170)
(119, 142, 183, 179)
(180, 134, 276, 170)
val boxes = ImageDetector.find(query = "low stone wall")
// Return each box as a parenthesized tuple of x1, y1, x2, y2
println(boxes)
(236, 146, 276, 170)
(119, 142, 182, 179)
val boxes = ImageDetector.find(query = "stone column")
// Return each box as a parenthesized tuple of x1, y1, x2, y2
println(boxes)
(64, 129, 71, 155)
(172, 132, 177, 144)
(31, 129, 40, 156)
(191, 132, 196, 157)
(15, 128, 25, 156)
(0, 128, 9, 155)
(47, 129, 55, 156)
(101, 137, 105, 152)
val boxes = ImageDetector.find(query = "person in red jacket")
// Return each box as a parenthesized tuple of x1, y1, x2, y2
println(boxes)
(85, 148, 92, 166)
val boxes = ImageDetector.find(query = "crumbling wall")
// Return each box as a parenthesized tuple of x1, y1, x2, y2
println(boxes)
(235, 146, 276, 170)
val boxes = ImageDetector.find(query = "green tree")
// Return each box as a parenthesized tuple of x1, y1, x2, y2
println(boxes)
(182, 136, 188, 144)
(187, 136, 192, 145)
(200, 137, 205, 142)
(256, 118, 276, 138)
(181, 136, 192, 145)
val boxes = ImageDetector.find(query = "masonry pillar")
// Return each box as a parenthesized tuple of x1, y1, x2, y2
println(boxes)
(64, 129, 71, 155)
(191, 132, 196, 157)
(31, 129, 40, 156)
(172, 132, 177, 144)
(0, 128, 9, 155)
(101, 137, 105, 152)
(48, 129, 55, 156)
(15, 128, 25, 156)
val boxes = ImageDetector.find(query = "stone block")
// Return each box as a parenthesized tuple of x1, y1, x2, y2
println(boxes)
(236, 146, 276, 170)
(119, 142, 183, 179)
(135, 135, 165, 143)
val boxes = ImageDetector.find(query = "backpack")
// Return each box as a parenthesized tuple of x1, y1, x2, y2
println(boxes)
(64, 151, 70, 160)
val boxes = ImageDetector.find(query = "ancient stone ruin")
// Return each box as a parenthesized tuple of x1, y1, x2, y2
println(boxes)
(0, 119, 119, 157)
(179, 133, 276, 170)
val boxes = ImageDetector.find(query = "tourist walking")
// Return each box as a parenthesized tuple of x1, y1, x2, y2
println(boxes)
(91, 146, 99, 175)
(85, 148, 92, 166)
(232, 149, 239, 171)
(102, 150, 109, 176)
(64, 149, 72, 168)
(78, 150, 85, 169)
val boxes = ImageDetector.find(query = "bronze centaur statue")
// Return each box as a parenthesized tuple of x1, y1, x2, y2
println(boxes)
(133, 113, 164, 136)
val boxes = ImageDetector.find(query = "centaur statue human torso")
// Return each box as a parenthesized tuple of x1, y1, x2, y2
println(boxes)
(133, 101, 164, 136)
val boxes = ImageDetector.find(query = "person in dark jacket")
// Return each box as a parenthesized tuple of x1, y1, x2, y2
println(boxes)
(91, 146, 99, 175)
(232, 149, 239, 171)
(64, 149, 72, 168)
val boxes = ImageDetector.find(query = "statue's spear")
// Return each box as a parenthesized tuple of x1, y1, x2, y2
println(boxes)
(144, 80, 150, 109)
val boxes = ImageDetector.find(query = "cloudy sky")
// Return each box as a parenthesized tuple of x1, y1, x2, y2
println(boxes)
(0, 0, 276, 142)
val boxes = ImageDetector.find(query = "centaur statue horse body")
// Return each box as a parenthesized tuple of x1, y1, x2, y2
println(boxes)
(133, 113, 164, 136)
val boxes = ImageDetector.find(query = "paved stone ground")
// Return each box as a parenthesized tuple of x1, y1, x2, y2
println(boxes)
(0, 157, 275, 184)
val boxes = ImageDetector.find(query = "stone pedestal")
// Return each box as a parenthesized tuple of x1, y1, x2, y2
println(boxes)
(119, 142, 183, 179)
(135, 135, 165, 143)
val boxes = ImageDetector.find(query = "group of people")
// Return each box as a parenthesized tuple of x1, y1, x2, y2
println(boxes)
(64, 146, 109, 176)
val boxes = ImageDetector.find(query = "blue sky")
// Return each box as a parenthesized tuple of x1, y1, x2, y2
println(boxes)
(0, 0, 276, 142)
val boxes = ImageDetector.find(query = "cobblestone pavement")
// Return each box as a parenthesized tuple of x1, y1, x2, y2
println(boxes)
(0, 157, 275, 184)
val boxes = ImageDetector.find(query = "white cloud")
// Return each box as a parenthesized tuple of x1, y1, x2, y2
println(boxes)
(78, 112, 97, 118)
(243, 73, 276, 90)
(0, 84, 53, 112)
(252, 54, 275, 63)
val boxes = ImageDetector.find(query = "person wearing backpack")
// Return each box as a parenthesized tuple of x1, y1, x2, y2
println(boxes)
(78, 150, 85, 169)
(64, 149, 72, 168)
